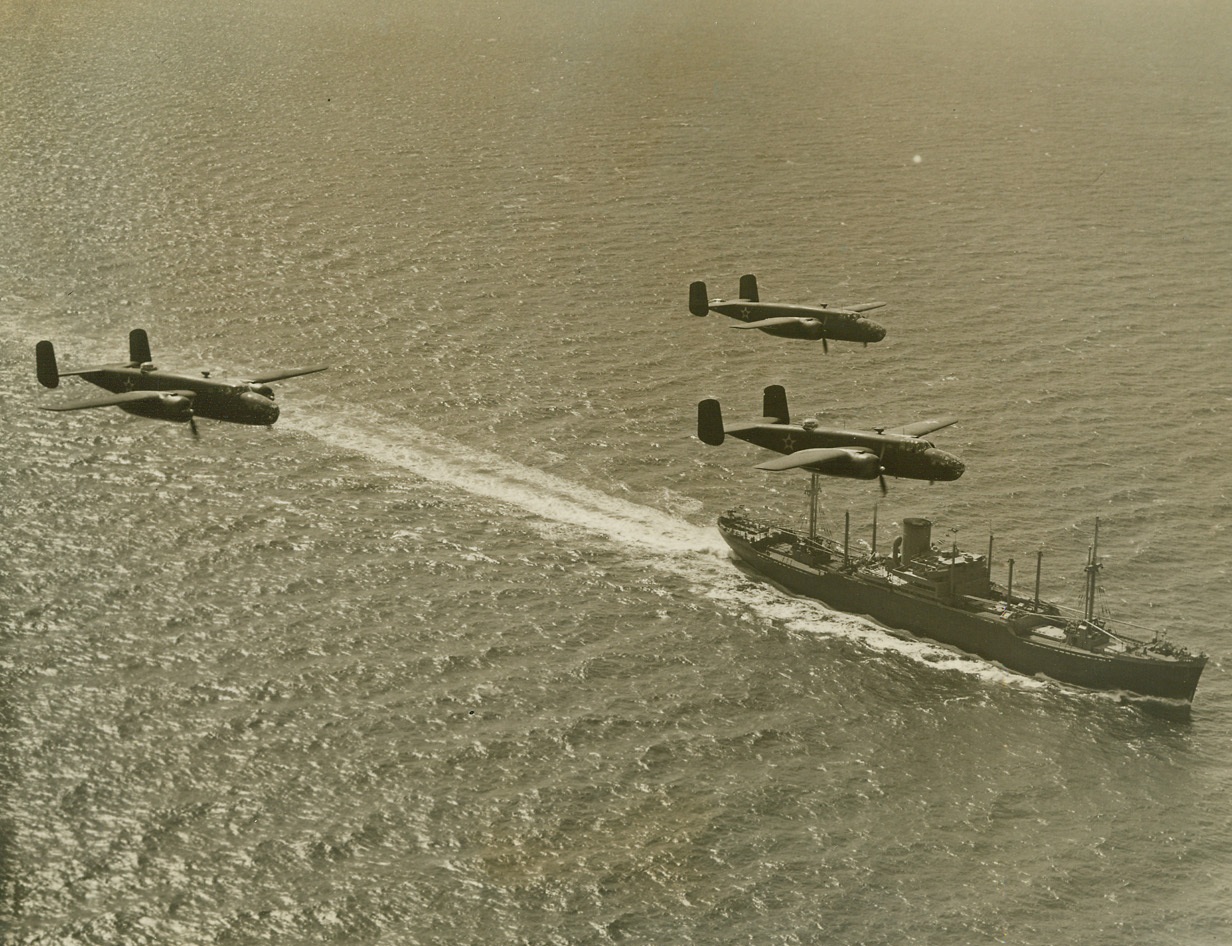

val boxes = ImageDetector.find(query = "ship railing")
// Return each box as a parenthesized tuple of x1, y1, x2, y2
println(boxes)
(989, 588, 1063, 617)
(765, 547, 815, 570)
(727, 521, 804, 556)
(1021, 602, 1199, 659)
(1039, 600, 1183, 652)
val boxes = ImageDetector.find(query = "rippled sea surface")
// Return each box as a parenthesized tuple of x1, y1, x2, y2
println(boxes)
(3, 1, 1231, 943)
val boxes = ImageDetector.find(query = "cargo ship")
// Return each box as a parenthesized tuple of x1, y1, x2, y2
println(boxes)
(718, 487, 1206, 702)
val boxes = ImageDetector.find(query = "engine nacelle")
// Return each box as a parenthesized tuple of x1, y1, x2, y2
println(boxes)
(815, 450, 882, 480)
(121, 393, 195, 423)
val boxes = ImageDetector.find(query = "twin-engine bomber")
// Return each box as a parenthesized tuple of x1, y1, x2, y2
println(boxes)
(36, 329, 326, 436)
(689, 274, 887, 352)
(698, 384, 965, 494)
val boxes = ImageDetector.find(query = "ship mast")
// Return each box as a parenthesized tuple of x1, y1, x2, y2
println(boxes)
(1083, 517, 1102, 623)
(1034, 549, 1043, 611)
(808, 473, 820, 540)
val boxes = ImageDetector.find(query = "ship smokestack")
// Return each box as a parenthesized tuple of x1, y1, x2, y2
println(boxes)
(901, 517, 932, 565)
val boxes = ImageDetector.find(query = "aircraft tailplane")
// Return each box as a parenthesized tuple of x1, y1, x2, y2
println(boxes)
(697, 398, 725, 445)
(738, 274, 759, 302)
(129, 328, 152, 365)
(762, 384, 789, 425)
(688, 281, 710, 317)
(36, 340, 59, 388)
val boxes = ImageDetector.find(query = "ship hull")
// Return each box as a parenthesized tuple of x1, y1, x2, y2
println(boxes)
(719, 519, 1205, 702)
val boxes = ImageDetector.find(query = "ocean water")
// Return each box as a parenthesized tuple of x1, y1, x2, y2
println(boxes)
(2, 1, 1231, 943)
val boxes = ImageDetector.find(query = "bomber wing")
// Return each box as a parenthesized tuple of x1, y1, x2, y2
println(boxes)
(883, 416, 958, 438)
(244, 366, 329, 384)
(811, 301, 886, 313)
(755, 446, 887, 492)
(730, 318, 817, 330)
(754, 447, 876, 472)
(40, 389, 196, 411)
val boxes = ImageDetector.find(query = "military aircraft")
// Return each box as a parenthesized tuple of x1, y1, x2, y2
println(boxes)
(35, 329, 326, 436)
(688, 274, 888, 352)
(697, 384, 964, 493)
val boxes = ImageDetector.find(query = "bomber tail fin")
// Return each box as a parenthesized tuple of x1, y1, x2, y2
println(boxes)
(762, 384, 789, 425)
(36, 340, 60, 388)
(688, 281, 710, 317)
(129, 328, 152, 365)
(738, 274, 759, 302)
(697, 398, 725, 445)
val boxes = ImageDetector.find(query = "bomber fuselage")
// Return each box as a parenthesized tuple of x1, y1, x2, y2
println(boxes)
(730, 423, 964, 482)
(707, 300, 886, 345)
(77, 364, 280, 425)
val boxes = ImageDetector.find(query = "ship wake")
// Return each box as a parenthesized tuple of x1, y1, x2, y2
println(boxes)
(284, 404, 726, 557)
(287, 404, 1058, 696)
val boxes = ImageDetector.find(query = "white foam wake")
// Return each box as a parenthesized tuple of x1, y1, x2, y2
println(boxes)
(284, 405, 727, 557)
(285, 404, 1043, 694)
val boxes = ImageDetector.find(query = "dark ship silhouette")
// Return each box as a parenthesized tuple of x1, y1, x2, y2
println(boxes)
(718, 480, 1206, 702)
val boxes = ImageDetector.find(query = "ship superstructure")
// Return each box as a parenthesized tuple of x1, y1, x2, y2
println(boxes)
(718, 483, 1206, 701)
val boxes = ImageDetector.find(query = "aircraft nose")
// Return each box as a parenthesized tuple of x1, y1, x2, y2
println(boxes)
(237, 390, 281, 424)
(864, 320, 887, 342)
(926, 448, 965, 480)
